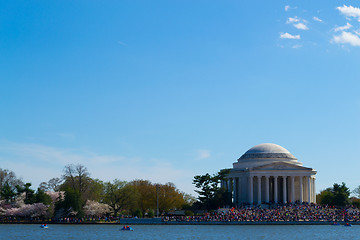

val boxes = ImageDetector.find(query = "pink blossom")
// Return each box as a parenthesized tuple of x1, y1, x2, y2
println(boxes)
(83, 200, 110, 216)
(4, 203, 48, 217)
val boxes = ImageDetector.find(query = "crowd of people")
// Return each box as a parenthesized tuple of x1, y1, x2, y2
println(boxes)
(163, 203, 360, 222)
(0, 215, 118, 223)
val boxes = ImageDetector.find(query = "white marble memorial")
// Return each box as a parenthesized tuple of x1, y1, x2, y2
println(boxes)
(222, 143, 317, 205)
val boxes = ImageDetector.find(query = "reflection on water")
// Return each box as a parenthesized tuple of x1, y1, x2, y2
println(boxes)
(0, 224, 358, 240)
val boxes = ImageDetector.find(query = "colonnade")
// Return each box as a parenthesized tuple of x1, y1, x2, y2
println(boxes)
(222, 175, 316, 205)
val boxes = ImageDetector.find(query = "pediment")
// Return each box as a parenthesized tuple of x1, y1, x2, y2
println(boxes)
(251, 162, 312, 171)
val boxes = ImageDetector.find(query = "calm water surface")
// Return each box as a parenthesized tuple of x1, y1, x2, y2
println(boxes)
(0, 224, 358, 240)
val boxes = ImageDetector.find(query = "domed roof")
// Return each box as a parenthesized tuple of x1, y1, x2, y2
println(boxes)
(240, 143, 296, 160)
(233, 143, 299, 169)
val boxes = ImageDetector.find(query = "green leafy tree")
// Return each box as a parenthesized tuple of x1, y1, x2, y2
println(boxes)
(103, 180, 137, 217)
(35, 188, 52, 205)
(1, 182, 17, 202)
(157, 182, 188, 214)
(85, 179, 104, 202)
(317, 182, 350, 207)
(55, 187, 83, 217)
(16, 183, 36, 204)
(192, 169, 231, 210)
(0, 168, 23, 202)
(317, 188, 333, 205)
(332, 182, 350, 206)
(193, 173, 217, 205)
(130, 180, 156, 217)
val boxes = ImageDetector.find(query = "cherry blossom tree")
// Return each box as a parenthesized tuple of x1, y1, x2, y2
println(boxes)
(83, 200, 110, 217)
(4, 203, 48, 218)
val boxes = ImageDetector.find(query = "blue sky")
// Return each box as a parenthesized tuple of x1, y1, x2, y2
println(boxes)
(1, 0, 360, 195)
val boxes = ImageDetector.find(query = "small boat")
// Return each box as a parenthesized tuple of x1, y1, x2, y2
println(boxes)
(121, 226, 134, 231)
(344, 223, 352, 227)
(40, 224, 48, 229)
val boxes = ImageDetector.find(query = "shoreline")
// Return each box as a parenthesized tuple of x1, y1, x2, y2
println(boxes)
(0, 219, 359, 225)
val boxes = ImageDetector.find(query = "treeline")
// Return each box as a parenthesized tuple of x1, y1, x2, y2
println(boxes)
(0, 165, 195, 219)
(5, 166, 357, 219)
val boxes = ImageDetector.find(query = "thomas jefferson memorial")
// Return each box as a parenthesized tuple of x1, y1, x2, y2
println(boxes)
(222, 143, 317, 205)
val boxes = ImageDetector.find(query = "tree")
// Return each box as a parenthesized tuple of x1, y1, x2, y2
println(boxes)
(35, 188, 52, 205)
(157, 182, 186, 213)
(0, 168, 23, 190)
(353, 185, 360, 198)
(16, 183, 35, 204)
(62, 164, 90, 197)
(181, 193, 197, 210)
(103, 180, 137, 217)
(55, 187, 83, 217)
(59, 164, 102, 217)
(45, 191, 63, 218)
(317, 182, 350, 207)
(5, 203, 48, 218)
(0, 168, 23, 202)
(1, 182, 17, 202)
(39, 178, 63, 192)
(84, 178, 104, 202)
(317, 188, 333, 205)
(192, 169, 231, 210)
(83, 200, 110, 217)
(332, 182, 350, 206)
(130, 179, 156, 217)
(193, 173, 216, 204)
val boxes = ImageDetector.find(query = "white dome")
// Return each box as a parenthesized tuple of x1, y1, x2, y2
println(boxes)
(245, 143, 291, 154)
(240, 143, 296, 160)
(233, 143, 300, 169)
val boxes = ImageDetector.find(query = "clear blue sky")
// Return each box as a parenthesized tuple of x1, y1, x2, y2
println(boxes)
(1, 0, 360, 195)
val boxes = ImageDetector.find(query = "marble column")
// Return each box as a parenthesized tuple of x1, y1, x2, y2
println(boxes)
(312, 178, 316, 203)
(274, 176, 278, 203)
(265, 176, 269, 203)
(307, 176, 311, 203)
(257, 176, 261, 205)
(309, 178, 312, 203)
(237, 177, 241, 204)
(282, 176, 287, 204)
(291, 176, 295, 204)
(249, 176, 253, 204)
(299, 176, 303, 203)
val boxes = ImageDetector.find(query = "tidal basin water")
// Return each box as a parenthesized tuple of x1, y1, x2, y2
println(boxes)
(0, 224, 359, 240)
